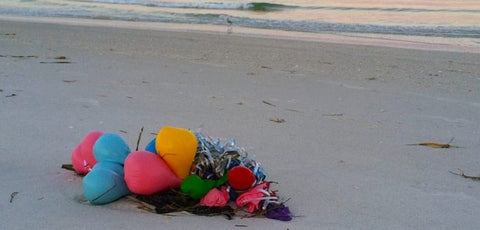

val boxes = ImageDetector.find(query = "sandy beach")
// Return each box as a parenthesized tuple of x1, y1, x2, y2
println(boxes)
(1, 17, 480, 229)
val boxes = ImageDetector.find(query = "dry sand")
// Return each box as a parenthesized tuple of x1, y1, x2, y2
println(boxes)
(1, 17, 480, 229)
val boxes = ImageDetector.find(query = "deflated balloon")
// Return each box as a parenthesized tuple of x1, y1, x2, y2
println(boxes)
(200, 186, 230, 207)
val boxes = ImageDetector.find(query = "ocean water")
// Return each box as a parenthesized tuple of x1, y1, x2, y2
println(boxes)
(1, 0, 479, 38)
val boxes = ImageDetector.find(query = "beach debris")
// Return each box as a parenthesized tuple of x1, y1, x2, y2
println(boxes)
(41, 56, 71, 63)
(408, 138, 459, 148)
(407, 142, 457, 148)
(444, 68, 471, 74)
(262, 100, 276, 107)
(12, 55, 38, 59)
(260, 65, 272, 69)
(0, 55, 38, 59)
(134, 189, 235, 218)
(62, 80, 77, 83)
(10, 192, 19, 203)
(0, 89, 3, 92)
(2, 33, 16, 36)
(63, 126, 292, 221)
(269, 117, 285, 123)
(320, 61, 333, 65)
(40, 61, 72, 64)
(286, 108, 301, 113)
(119, 130, 128, 134)
(366, 77, 377, 80)
(61, 164, 75, 171)
(5, 93, 16, 97)
(135, 126, 144, 151)
(125, 195, 156, 213)
(449, 169, 480, 181)
(322, 113, 343, 117)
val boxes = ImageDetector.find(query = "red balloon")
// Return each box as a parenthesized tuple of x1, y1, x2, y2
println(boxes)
(227, 166, 256, 191)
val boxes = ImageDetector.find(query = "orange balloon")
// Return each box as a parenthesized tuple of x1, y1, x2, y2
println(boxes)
(155, 126, 198, 179)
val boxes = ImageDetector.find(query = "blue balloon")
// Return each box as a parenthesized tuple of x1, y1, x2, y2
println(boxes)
(83, 162, 130, 205)
(93, 133, 131, 164)
(145, 138, 157, 154)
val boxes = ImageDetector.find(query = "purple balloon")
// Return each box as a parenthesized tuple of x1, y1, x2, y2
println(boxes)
(265, 204, 292, 221)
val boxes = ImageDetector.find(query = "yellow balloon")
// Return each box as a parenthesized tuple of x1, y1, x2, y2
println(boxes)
(155, 126, 198, 179)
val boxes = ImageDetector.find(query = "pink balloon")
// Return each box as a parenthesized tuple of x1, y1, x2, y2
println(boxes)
(200, 186, 230, 207)
(71, 131, 103, 174)
(124, 151, 181, 195)
(236, 183, 269, 213)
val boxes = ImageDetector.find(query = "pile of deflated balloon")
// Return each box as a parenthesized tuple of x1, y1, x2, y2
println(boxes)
(70, 126, 292, 221)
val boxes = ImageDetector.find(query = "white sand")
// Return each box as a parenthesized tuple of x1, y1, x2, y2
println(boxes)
(1, 17, 480, 229)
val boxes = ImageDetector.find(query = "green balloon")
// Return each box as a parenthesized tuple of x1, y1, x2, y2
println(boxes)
(180, 175, 217, 199)
(215, 173, 228, 187)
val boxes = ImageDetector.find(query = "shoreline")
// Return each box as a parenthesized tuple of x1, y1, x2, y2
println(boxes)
(1, 15, 479, 54)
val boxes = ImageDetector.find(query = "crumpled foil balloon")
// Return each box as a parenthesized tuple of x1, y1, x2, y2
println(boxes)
(191, 132, 266, 184)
